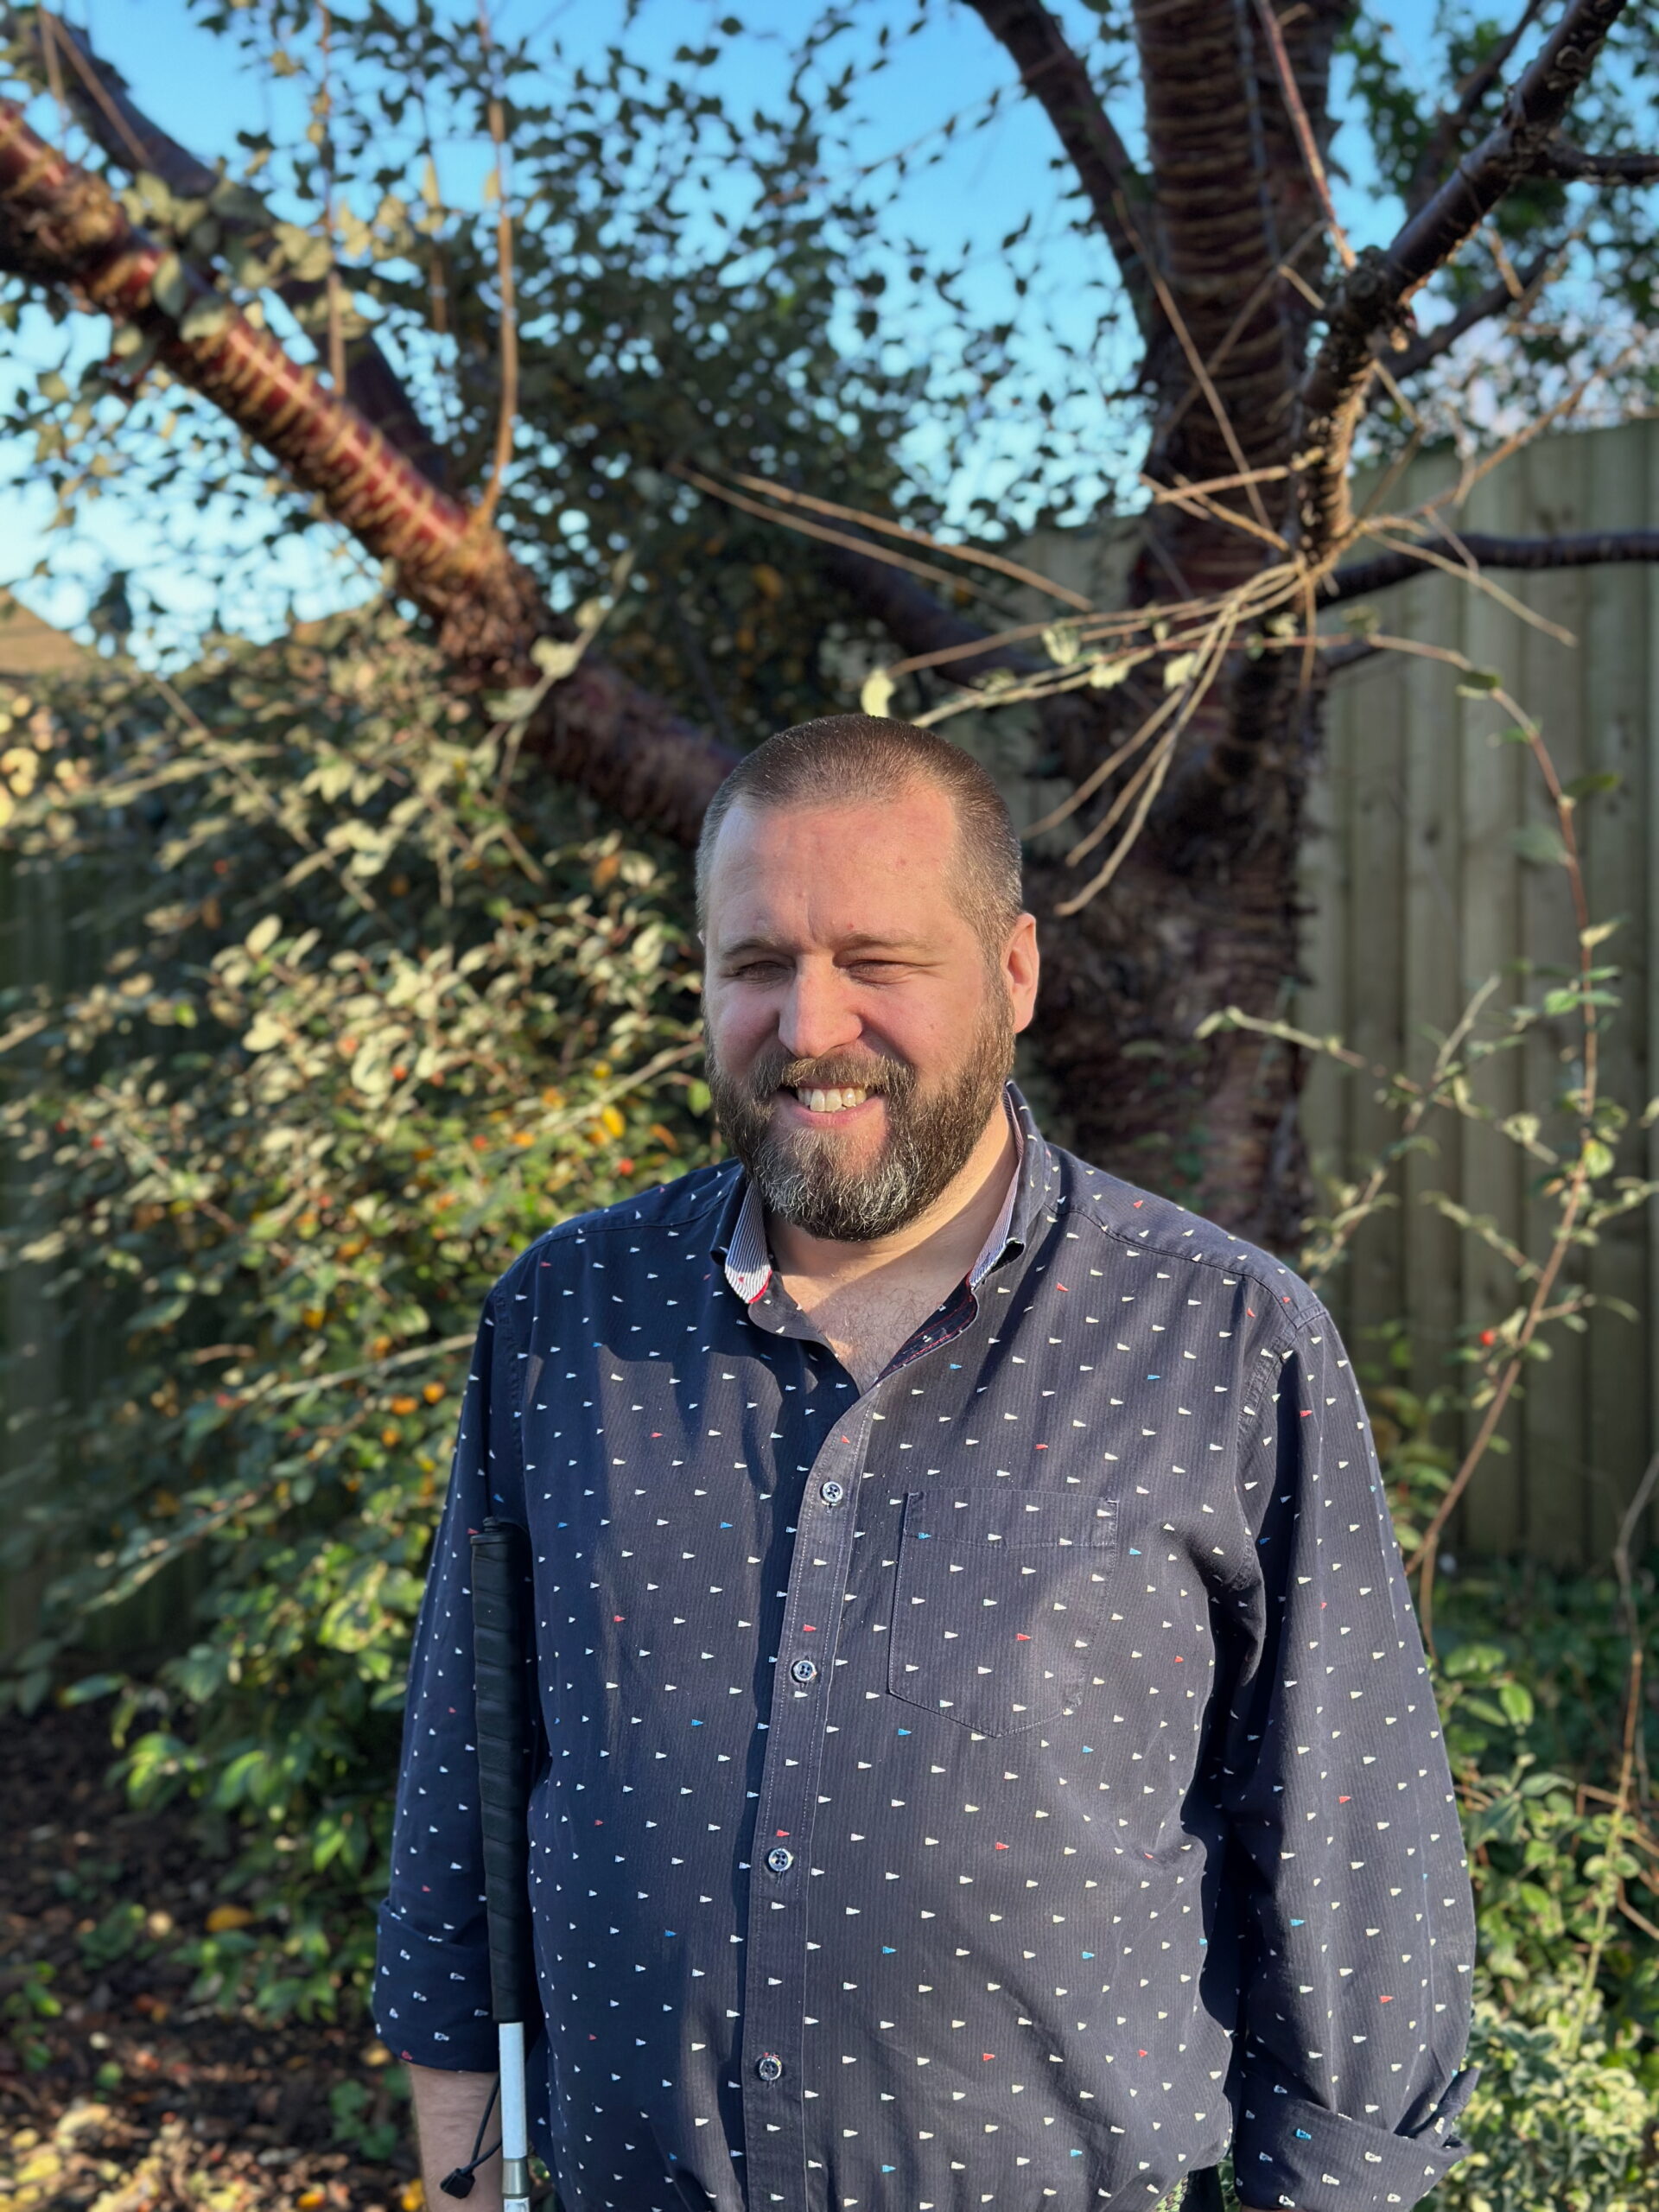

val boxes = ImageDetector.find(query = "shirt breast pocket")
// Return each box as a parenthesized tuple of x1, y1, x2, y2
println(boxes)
(887, 1490, 1118, 1736)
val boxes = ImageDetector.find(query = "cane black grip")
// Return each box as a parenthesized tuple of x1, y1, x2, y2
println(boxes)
(470, 1516, 537, 2025)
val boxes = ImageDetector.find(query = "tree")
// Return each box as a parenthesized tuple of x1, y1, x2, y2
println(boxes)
(3, 0, 1658, 1242)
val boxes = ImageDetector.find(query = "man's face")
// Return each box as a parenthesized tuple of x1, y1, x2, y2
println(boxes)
(702, 784, 1039, 1243)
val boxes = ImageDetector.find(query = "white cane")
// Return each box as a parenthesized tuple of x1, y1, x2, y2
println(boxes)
(463, 1516, 537, 2212)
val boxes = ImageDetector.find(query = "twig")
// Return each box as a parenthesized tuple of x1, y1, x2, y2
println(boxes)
(1612, 1452, 1659, 1649)
(470, 3, 518, 537)
(1567, 1643, 1641, 2056)
(673, 463, 1016, 604)
(316, 3, 346, 397)
(1252, 0, 1354, 269)
(1412, 685, 1600, 1639)
(704, 467, 1093, 612)
(1114, 191, 1274, 534)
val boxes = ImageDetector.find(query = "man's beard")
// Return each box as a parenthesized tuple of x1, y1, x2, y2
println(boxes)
(705, 989, 1015, 1244)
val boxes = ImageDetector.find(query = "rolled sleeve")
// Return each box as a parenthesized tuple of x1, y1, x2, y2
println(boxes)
(372, 1285, 537, 2068)
(1236, 2071, 1477, 2208)
(1219, 1308, 1477, 2209)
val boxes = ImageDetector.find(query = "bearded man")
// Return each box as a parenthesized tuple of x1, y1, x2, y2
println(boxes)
(374, 715, 1476, 2212)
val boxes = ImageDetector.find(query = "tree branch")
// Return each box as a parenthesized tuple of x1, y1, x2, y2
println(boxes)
(9, 6, 452, 487)
(1328, 526, 1659, 601)
(963, 0, 1156, 337)
(1407, 0, 1551, 211)
(1386, 246, 1553, 382)
(1531, 135, 1659, 181)
(1297, 0, 1630, 561)
(0, 96, 734, 843)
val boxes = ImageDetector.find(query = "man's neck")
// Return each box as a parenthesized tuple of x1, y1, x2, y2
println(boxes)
(766, 1097, 1018, 1295)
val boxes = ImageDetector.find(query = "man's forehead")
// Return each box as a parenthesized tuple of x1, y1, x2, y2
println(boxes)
(706, 792, 966, 943)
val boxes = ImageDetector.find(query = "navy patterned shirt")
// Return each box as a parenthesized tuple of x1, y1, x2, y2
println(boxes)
(374, 1087, 1475, 2212)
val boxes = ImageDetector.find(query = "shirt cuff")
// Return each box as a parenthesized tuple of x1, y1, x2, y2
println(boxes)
(371, 1900, 499, 2072)
(1235, 2069, 1478, 2209)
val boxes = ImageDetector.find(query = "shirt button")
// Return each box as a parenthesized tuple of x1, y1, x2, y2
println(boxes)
(790, 1656, 818, 1685)
(818, 1479, 845, 1506)
(755, 2051, 785, 2082)
(765, 1845, 795, 1875)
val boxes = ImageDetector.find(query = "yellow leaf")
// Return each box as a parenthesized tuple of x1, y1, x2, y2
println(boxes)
(390, 1395, 418, 1416)
(302, 1306, 326, 1331)
(601, 1103, 626, 1138)
(205, 1904, 253, 1934)
(423, 1382, 445, 1404)
(752, 562, 785, 601)
(401, 2183, 426, 2211)
(298, 2192, 327, 2211)
(859, 667, 893, 718)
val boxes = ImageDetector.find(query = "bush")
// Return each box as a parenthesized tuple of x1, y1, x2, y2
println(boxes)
(0, 611, 712, 2015)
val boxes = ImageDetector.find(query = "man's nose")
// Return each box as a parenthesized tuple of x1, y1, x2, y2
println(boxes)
(778, 963, 863, 1064)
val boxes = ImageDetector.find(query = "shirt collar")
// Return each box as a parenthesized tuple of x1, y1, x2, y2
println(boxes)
(715, 1082, 1039, 1308)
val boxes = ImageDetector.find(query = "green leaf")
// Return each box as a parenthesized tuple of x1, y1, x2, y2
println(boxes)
(149, 252, 190, 321)
(1561, 771, 1620, 803)
(1497, 1679, 1535, 1726)
(1581, 1137, 1615, 1179)
(61, 1672, 125, 1707)
(1513, 823, 1570, 868)
(1455, 666, 1502, 695)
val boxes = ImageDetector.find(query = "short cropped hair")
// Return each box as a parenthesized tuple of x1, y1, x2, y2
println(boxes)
(696, 714, 1024, 950)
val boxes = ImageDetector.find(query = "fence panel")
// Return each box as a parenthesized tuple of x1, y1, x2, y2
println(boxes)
(1307, 419, 1657, 1562)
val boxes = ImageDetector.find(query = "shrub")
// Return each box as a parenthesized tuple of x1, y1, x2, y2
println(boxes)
(0, 611, 711, 2014)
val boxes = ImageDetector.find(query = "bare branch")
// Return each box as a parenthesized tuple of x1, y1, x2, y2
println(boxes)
(1297, 0, 1630, 561)
(964, 0, 1156, 336)
(1385, 247, 1553, 381)
(1328, 525, 1659, 601)
(1407, 0, 1551, 211)
(471, 1, 518, 535)
(1531, 136, 1659, 181)
(814, 538, 1042, 683)
(10, 7, 452, 486)
(0, 95, 734, 843)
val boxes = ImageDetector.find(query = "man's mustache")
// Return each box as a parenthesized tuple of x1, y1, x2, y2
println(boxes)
(742, 1052, 914, 1099)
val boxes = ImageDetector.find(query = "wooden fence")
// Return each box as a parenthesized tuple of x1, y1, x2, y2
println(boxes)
(1300, 418, 1659, 1565)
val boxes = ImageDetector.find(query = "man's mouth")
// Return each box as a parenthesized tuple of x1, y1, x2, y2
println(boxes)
(787, 1084, 872, 1115)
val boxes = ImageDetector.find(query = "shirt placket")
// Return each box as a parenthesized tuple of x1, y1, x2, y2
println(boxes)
(738, 1402, 874, 2208)
(735, 1284, 996, 2212)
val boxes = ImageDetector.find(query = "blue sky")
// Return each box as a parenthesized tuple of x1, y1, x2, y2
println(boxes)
(3, 0, 1447, 657)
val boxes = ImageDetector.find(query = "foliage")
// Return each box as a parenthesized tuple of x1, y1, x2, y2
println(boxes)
(2, 0, 1007, 707)
(1426, 1560, 1659, 2209)
(0, 609, 715, 2017)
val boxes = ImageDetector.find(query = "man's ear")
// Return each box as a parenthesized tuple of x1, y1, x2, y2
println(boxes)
(1005, 912, 1040, 1033)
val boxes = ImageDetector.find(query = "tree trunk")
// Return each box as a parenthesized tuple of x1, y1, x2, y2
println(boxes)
(1028, 656, 1318, 1252)
(1007, 0, 1347, 1244)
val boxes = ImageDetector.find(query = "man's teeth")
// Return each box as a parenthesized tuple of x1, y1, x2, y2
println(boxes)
(796, 1086, 869, 1114)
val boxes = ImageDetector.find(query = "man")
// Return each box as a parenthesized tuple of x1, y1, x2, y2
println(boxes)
(375, 715, 1476, 2212)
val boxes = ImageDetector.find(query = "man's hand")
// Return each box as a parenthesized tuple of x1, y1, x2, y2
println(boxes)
(407, 2063, 503, 2211)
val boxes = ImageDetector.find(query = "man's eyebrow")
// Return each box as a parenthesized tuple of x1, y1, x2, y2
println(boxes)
(714, 931, 932, 958)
